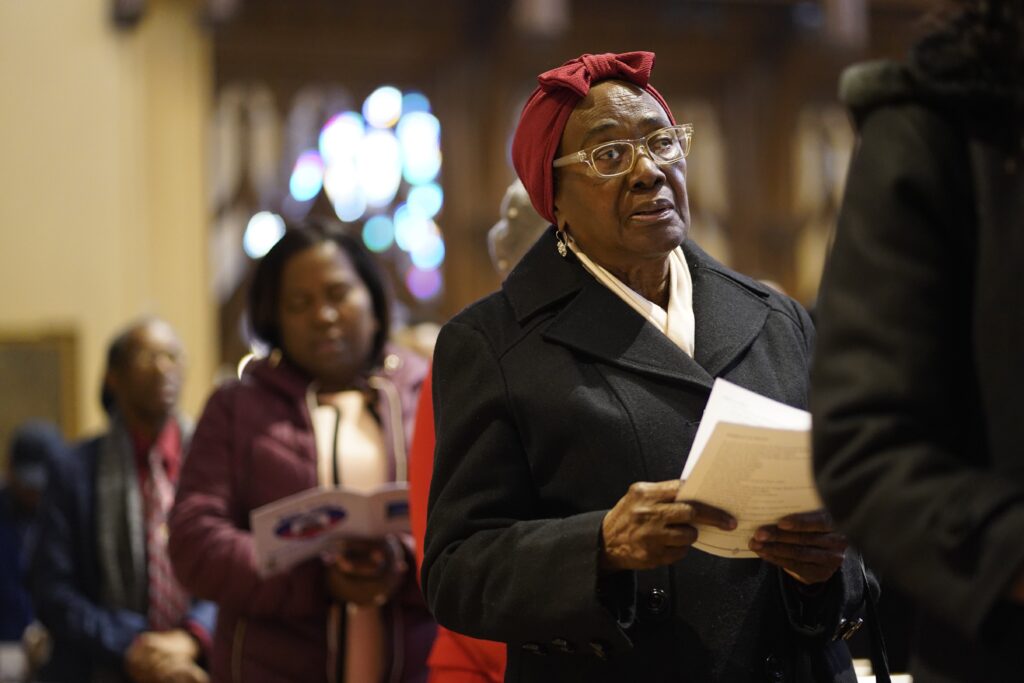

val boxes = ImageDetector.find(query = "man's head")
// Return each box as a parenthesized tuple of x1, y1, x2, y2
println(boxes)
(102, 318, 185, 429)
(7, 420, 64, 513)
(487, 178, 550, 279)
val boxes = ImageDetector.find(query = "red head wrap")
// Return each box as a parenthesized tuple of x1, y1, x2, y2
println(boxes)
(511, 51, 676, 225)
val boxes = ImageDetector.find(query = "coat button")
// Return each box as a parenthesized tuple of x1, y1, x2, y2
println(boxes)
(646, 588, 668, 614)
(551, 638, 575, 653)
(764, 653, 784, 682)
(521, 642, 547, 655)
(589, 640, 609, 660)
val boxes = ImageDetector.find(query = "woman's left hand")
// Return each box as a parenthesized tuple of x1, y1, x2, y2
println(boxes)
(748, 510, 847, 585)
(323, 535, 408, 606)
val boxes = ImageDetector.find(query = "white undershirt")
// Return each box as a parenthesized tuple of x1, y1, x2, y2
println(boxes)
(309, 389, 386, 683)
(567, 237, 696, 357)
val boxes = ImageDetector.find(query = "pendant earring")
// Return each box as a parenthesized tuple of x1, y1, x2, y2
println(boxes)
(555, 230, 568, 258)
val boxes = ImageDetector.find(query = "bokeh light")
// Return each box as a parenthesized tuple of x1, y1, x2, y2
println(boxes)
(393, 204, 429, 252)
(406, 182, 444, 219)
(402, 91, 431, 114)
(363, 86, 403, 129)
(410, 230, 445, 270)
(396, 111, 442, 185)
(288, 150, 324, 202)
(318, 112, 365, 166)
(405, 266, 443, 300)
(362, 215, 395, 253)
(357, 130, 403, 208)
(243, 211, 286, 259)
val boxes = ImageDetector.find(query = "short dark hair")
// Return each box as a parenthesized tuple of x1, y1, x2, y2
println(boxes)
(100, 316, 161, 414)
(247, 216, 392, 369)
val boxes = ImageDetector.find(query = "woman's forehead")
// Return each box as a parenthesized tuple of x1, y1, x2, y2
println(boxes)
(563, 81, 669, 147)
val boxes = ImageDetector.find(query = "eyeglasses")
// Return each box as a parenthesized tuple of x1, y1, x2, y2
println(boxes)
(552, 124, 693, 178)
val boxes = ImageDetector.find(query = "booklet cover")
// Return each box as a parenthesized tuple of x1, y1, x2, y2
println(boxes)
(677, 378, 822, 559)
(250, 482, 410, 576)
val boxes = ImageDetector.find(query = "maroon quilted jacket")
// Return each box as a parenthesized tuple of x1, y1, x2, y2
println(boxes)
(169, 346, 434, 683)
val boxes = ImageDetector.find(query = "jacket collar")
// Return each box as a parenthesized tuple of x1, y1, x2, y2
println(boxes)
(503, 229, 772, 390)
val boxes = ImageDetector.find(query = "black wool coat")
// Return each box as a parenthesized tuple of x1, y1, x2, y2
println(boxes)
(424, 230, 866, 683)
(812, 60, 1024, 682)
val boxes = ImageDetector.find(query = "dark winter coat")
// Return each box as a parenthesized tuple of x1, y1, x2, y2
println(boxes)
(811, 59, 1024, 682)
(424, 230, 867, 683)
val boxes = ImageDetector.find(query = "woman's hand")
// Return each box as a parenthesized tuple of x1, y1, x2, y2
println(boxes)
(749, 510, 847, 585)
(601, 480, 737, 571)
(323, 535, 408, 606)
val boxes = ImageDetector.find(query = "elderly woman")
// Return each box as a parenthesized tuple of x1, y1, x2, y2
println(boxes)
(422, 52, 870, 682)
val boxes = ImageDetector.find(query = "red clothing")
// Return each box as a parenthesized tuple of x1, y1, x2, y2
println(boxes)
(410, 370, 505, 683)
(130, 419, 182, 487)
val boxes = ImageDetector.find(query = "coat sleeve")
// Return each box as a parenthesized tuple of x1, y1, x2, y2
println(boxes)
(29, 451, 146, 666)
(810, 103, 1024, 639)
(168, 386, 327, 618)
(422, 319, 632, 651)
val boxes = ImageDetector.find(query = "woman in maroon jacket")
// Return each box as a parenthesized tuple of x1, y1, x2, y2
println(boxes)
(169, 219, 434, 682)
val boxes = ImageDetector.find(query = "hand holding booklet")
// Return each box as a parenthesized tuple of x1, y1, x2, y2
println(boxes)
(677, 379, 822, 559)
(251, 482, 410, 576)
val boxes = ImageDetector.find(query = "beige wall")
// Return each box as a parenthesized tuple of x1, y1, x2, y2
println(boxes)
(0, 0, 214, 438)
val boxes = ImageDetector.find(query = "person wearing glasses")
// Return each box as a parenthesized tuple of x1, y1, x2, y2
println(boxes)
(421, 52, 870, 683)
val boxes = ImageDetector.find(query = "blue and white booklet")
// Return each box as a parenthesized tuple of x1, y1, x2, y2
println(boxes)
(251, 482, 409, 576)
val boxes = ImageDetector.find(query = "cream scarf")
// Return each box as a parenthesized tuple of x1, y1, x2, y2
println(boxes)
(567, 236, 696, 357)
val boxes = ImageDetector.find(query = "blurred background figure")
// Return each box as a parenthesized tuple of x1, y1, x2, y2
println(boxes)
(811, 0, 1024, 681)
(30, 319, 215, 683)
(170, 219, 434, 683)
(486, 178, 552, 280)
(409, 177, 548, 683)
(0, 421, 64, 682)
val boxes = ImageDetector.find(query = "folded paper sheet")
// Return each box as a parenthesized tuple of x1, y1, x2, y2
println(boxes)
(678, 379, 822, 558)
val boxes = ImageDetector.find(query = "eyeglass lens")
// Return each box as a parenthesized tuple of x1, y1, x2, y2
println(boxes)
(591, 127, 689, 177)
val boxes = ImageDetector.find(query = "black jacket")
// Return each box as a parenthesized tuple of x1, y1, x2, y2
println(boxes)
(424, 230, 866, 682)
(811, 59, 1024, 682)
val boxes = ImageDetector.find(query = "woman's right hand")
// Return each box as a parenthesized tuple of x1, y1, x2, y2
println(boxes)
(600, 480, 736, 571)
(323, 536, 407, 607)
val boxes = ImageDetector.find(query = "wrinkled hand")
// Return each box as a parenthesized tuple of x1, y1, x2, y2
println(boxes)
(324, 535, 407, 607)
(125, 629, 206, 683)
(749, 510, 847, 585)
(601, 480, 737, 571)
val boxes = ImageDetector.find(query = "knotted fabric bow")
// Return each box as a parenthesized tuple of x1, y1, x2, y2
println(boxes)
(511, 51, 676, 225)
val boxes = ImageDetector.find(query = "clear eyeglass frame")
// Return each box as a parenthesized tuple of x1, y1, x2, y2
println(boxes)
(552, 123, 694, 178)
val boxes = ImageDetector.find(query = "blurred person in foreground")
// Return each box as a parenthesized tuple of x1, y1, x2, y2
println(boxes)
(31, 318, 215, 683)
(0, 421, 64, 642)
(408, 178, 548, 683)
(810, 1, 1024, 681)
(422, 51, 871, 683)
(169, 219, 434, 682)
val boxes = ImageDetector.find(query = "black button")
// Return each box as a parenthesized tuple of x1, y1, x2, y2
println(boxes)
(646, 588, 668, 614)
(589, 640, 609, 660)
(551, 638, 575, 653)
(764, 653, 784, 682)
(521, 642, 547, 655)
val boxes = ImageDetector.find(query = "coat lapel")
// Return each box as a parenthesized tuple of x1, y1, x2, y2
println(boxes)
(505, 231, 773, 390)
(542, 276, 715, 390)
(686, 241, 772, 378)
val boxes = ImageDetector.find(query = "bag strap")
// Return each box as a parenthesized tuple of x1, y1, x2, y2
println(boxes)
(861, 559, 891, 683)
